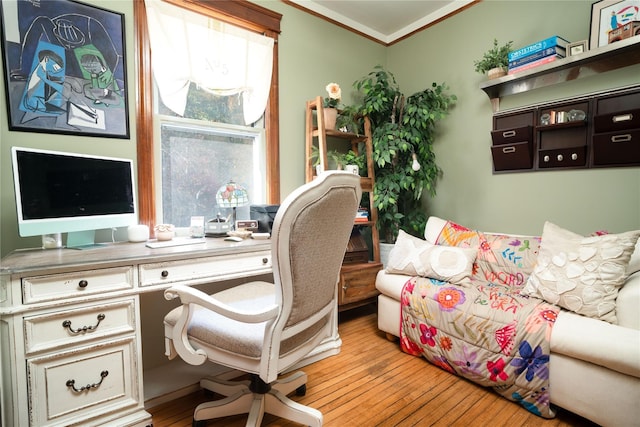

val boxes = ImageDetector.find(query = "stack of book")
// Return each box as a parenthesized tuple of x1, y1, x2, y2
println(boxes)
(508, 35, 569, 75)
(355, 207, 369, 223)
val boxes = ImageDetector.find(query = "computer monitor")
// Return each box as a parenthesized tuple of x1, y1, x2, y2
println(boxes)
(11, 146, 137, 249)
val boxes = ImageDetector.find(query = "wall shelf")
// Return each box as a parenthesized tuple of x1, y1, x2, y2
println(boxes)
(480, 37, 640, 111)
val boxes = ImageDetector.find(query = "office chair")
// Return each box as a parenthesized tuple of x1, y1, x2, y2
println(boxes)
(163, 171, 361, 426)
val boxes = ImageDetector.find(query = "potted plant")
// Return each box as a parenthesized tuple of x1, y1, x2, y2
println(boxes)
(473, 39, 513, 79)
(352, 66, 456, 243)
(322, 82, 342, 129)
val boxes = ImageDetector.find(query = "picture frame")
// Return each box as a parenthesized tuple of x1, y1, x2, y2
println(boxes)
(589, 0, 640, 49)
(0, 0, 129, 139)
(567, 40, 588, 56)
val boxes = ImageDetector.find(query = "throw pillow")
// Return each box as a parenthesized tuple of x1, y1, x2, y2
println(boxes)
(386, 230, 476, 284)
(522, 222, 640, 324)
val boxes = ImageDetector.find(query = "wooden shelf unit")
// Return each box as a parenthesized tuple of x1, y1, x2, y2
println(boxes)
(305, 96, 381, 310)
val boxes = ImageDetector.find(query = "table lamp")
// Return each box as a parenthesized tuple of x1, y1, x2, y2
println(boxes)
(215, 180, 249, 229)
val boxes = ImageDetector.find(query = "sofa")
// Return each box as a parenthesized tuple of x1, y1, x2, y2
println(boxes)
(376, 216, 640, 427)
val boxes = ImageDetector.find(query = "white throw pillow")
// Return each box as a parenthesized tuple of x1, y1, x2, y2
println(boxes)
(522, 222, 640, 324)
(385, 230, 476, 284)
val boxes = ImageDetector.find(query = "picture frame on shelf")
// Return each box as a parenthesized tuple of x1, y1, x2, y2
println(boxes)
(589, 0, 640, 49)
(567, 40, 588, 56)
(0, 0, 130, 139)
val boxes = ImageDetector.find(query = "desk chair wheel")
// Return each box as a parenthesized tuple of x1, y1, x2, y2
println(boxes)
(296, 384, 306, 396)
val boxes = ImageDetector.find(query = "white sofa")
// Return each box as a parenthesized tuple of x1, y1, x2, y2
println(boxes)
(376, 216, 640, 427)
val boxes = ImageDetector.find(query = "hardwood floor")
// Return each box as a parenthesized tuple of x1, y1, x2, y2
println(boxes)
(147, 304, 598, 426)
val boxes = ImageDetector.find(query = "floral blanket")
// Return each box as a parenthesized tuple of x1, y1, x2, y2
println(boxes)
(399, 220, 560, 418)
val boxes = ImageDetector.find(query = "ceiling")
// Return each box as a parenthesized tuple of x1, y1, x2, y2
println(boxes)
(287, 0, 477, 45)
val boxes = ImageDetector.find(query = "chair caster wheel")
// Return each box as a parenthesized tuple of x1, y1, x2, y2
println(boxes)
(193, 419, 206, 427)
(295, 384, 306, 396)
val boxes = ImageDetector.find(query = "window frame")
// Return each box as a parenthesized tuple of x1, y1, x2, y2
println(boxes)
(134, 0, 281, 229)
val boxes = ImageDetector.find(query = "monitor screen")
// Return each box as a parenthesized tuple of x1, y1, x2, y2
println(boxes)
(11, 146, 137, 248)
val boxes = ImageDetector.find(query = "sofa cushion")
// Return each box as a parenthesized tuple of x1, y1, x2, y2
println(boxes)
(433, 219, 541, 289)
(385, 230, 476, 284)
(522, 222, 640, 324)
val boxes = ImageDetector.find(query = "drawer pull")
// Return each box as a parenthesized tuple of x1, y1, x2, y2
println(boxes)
(612, 113, 633, 123)
(62, 313, 106, 334)
(543, 155, 550, 162)
(262, 258, 268, 264)
(502, 130, 516, 138)
(502, 146, 516, 154)
(557, 154, 563, 161)
(611, 134, 632, 143)
(161, 270, 169, 278)
(571, 153, 578, 161)
(78, 280, 88, 288)
(66, 370, 109, 393)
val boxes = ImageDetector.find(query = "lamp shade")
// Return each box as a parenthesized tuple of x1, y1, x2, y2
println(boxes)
(216, 181, 249, 208)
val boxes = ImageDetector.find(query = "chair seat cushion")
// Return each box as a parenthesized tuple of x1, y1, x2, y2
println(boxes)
(164, 282, 276, 358)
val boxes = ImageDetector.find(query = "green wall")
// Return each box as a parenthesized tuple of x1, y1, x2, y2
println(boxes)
(2, 0, 639, 256)
(386, 1, 640, 236)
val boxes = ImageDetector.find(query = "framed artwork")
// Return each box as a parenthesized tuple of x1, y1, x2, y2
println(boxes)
(0, 0, 129, 138)
(590, 0, 640, 49)
(567, 40, 588, 56)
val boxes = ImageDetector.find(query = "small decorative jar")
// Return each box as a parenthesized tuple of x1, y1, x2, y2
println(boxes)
(154, 224, 175, 241)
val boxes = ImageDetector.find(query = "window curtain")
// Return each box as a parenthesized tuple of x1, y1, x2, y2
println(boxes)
(144, 0, 274, 125)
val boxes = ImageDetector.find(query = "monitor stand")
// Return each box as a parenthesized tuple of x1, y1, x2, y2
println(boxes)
(66, 230, 106, 250)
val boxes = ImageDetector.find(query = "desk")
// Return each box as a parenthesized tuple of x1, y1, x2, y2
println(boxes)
(0, 239, 342, 426)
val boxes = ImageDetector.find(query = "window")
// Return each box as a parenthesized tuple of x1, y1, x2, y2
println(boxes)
(134, 0, 281, 228)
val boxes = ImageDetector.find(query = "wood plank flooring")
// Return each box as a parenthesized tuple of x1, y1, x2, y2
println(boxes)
(147, 304, 598, 426)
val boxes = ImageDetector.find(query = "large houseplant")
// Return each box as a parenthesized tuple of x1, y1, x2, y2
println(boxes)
(352, 66, 456, 243)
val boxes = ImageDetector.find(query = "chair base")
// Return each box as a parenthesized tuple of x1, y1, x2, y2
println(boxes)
(193, 371, 322, 427)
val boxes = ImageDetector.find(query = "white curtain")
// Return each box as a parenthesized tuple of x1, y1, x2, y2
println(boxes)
(144, 0, 274, 125)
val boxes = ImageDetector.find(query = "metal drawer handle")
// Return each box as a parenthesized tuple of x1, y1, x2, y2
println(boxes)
(78, 280, 88, 288)
(502, 130, 516, 138)
(502, 146, 516, 154)
(62, 313, 105, 334)
(66, 370, 109, 393)
(611, 134, 632, 143)
(557, 154, 564, 162)
(612, 113, 633, 123)
(262, 258, 269, 264)
(571, 153, 578, 161)
(161, 270, 169, 278)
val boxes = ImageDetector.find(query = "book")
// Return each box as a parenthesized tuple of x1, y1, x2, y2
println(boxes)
(508, 35, 569, 62)
(508, 55, 562, 74)
(508, 46, 565, 69)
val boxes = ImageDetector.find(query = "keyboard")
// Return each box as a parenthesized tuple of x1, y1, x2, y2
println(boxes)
(146, 238, 207, 249)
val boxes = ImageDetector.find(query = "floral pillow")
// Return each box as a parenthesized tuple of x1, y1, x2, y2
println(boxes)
(386, 230, 476, 284)
(522, 222, 640, 324)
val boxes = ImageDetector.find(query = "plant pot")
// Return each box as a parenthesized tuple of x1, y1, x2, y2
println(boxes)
(379, 242, 395, 268)
(323, 108, 338, 130)
(487, 67, 507, 80)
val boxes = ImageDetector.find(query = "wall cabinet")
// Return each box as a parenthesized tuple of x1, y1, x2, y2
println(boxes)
(491, 85, 640, 173)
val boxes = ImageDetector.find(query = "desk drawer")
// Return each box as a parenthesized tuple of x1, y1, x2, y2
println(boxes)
(140, 251, 272, 287)
(28, 337, 140, 426)
(23, 266, 134, 304)
(24, 298, 137, 355)
(491, 141, 533, 171)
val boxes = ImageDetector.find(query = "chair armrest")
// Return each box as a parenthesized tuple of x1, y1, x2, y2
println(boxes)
(164, 285, 279, 323)
(618, 271, 640, 330)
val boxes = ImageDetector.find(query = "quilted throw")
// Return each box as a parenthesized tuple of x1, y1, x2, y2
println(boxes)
(400, 221, 560, 418)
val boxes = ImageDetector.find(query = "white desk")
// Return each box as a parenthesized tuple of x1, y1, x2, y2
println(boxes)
(0, 239, 341, 426)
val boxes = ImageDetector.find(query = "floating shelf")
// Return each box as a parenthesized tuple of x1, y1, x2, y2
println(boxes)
(480, 37, 640, 111)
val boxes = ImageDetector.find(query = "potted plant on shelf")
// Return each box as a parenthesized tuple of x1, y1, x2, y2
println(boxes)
(322, 82, 342, 130)
(474, 38, 513, 79)
(352, 66, 456, 245)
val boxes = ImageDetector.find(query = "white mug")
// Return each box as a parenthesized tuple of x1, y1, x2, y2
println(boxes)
(128, 224, 150, 242)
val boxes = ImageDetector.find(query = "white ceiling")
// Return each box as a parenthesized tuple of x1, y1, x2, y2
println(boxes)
(288, 0, 477, 44)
